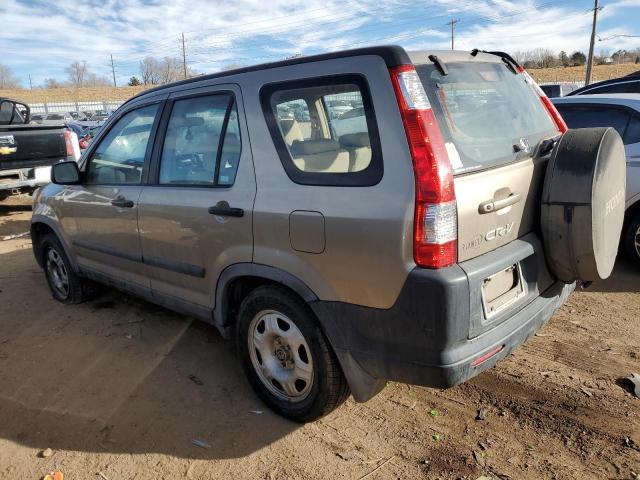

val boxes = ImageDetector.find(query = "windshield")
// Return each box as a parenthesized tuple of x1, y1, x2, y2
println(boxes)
(416, 62, 557, 174)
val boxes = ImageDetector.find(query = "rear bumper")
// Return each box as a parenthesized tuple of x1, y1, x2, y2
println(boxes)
(311, 259, 574, 402)
(0, 167, 50, 194)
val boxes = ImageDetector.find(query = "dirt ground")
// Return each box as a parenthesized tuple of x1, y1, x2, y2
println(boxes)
(0, 200, 638, 480)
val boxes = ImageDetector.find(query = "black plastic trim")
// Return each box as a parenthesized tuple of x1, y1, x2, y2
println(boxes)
(310, 264, 573, 400)
(260, 74, 384, 187)
(72, 240, 142, 263)
(213, 263, 318, 330)
(144, 255, 206, 278)
(72, 240, 205, 278)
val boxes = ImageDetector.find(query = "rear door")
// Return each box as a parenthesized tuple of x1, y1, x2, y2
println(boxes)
(415, 57, 562, 336)
(416, 59, 560, 263)
(137, 85, 255, 309)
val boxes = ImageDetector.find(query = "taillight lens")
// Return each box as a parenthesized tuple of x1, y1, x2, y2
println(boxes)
(520, 70, 568, 133)
(63, 129, 81, 161)
(389, 65, 457, 269)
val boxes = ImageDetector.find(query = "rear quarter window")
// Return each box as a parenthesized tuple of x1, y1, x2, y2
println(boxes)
(260, 75, 383, 186)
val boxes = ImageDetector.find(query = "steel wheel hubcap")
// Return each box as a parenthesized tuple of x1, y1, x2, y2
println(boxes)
(635, 226, 640, 258)
(248, 310, 314, 402)
(46, 247, 69, 298)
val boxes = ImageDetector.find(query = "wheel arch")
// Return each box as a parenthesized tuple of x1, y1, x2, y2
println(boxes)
(213, 263, 318, 335)
(30, 216, 77, 271)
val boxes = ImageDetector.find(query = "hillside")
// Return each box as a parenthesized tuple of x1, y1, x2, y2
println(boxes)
(1, 63, 638, 105)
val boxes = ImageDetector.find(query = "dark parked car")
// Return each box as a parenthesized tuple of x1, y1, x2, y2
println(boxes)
(568, 72, 640, 96)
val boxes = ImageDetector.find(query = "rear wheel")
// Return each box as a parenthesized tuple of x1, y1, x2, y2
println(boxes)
(623, 214, 640, 268)
(236, 285, 349, 422)
(41, 233, 91, 304)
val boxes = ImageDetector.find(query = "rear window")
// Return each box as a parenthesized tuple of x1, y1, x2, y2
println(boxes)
(416, 62, 558, 174)
(46, 114, 63, 120)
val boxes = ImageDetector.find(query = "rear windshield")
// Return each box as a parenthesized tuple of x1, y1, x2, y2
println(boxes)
(416, 62, 557, 174)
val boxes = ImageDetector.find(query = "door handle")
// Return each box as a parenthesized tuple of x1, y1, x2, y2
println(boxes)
(111, 197, 134, 208)
(479, 193, 521, 214)
(208, 203, 244, 217)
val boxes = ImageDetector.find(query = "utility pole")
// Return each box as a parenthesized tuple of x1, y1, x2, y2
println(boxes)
(585, 0, 601, 86)
(447, 19, 460, 50)
(181, 32, 187, 79)
(28, 74, 33, 90)
(110, 54, 117, 87)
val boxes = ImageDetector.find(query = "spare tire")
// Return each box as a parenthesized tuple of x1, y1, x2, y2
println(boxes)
(541, 127, 626, 283)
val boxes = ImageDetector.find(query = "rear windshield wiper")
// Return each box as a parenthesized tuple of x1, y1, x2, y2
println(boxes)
(470, 49, 520, 74)
(533, 136, 561, 158)
(428, 55, 448, 76)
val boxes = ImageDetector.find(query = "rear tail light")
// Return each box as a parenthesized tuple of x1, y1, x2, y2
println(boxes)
(63, 129, 81, 162)
(520, 69, 568, 133)
(389, 65, 457, 269)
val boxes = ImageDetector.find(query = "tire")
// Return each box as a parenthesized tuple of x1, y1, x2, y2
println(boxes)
(40, 233, 91, 304)
(541, 127, 626, 283)
(623, 214, 640, 268)
(236, 285, 350, 422)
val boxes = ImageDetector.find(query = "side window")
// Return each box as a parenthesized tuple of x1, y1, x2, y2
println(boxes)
(261, 75, 382, 186)
(624, 115, 640, 146)
(86, 104, 158, 185)
(159, 94, 241, 186)
(555, 105, 630, 138)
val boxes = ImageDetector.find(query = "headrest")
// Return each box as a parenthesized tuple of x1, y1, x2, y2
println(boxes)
(290, 139, 340, 156)
(339, 132, 370, 148)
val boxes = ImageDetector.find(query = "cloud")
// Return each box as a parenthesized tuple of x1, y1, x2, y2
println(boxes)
(2, 0, 639, 87)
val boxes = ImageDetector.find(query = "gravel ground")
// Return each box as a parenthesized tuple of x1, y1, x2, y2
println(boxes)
(0, 203, 638, 480)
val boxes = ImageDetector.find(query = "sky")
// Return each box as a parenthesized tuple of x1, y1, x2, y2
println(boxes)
(2, 0, 640, 87)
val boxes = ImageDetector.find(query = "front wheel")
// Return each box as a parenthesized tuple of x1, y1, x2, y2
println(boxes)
(40, 233, 92, 304)
(236, 286, 349, 422)
(623, 214, 640, 268)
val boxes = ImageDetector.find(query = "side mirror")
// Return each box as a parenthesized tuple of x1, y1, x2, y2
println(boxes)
(51, 161, 81, 185)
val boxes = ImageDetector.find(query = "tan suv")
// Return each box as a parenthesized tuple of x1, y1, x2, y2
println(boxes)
(31, 46, 626, 422)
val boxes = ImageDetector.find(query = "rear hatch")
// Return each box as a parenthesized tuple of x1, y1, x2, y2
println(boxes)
(412, 53, 563, 337)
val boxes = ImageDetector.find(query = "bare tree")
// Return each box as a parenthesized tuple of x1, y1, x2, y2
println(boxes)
(139, 56, 159, 85)
(85, 73, 111, 87)
(140, 56, 198, 85)
(0, 64, 21, 89)
(66, 61, 89, 87)
(159, 57, 182, 84)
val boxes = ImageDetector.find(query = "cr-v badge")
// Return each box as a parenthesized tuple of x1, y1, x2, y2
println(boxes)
(485, 222, 515, 241)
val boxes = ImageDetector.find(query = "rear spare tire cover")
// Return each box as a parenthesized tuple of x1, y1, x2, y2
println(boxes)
(541, 127, 626, 283)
